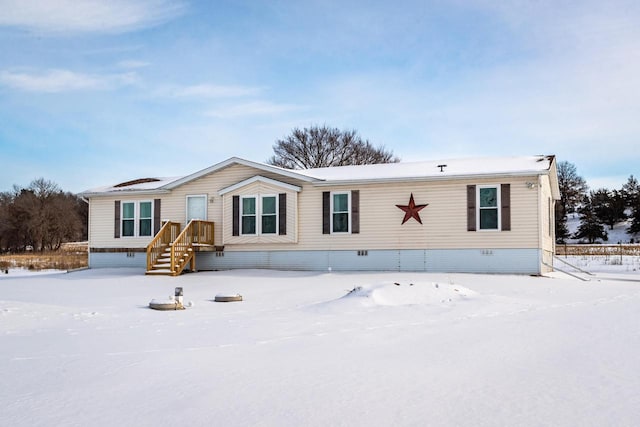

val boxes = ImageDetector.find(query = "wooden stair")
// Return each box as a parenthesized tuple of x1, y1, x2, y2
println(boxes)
(145, 220, 214, 276)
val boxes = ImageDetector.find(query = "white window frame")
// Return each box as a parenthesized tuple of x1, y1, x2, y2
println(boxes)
(240, 195, 257, 236)
(186, 194, 208, 223)
(121, 200, 154, 238)
(476, 186, 501, 231)
(240, 194, 279, 236)
(331, 191, 351, 234)
(260, 194, 279, 235)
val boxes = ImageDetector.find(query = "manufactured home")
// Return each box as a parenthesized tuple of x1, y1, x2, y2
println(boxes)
(80, 155, 560, 275)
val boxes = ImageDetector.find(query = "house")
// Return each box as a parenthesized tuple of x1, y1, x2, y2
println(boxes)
(80, 155, 560, 275)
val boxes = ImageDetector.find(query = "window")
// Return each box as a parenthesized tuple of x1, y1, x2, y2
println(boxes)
(122, 202, 135, 237)
(332, 192, 350, 233)
(121, 201, 153, 237)
(478, 186, 499, 230)
(139, 202, 152, 236)
(240, 195, 278, 235)
(241, 196, 256, 235)
(261, 195, 277, 234)
(186, 195, 207, 222)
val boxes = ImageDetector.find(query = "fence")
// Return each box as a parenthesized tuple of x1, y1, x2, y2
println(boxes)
(555, 244, 640, 256)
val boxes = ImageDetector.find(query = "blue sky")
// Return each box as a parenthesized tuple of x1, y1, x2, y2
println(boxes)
(1, 0, 639, 194)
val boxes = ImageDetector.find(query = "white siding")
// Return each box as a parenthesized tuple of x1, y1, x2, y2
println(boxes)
(89, 164, 547, 255)
(289, 175, 540, 251)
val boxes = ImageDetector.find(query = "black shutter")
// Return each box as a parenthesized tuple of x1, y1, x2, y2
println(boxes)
(351, 190, 360, 234)
(114, 200, 121, 238)
(232, 195, 240, 236)
(501, 184, 511, 231)
(154, 199, 161, 235)
(279, 193, 287, 235)
(322, 191, 330, 234)
(467, 185, 476, 231)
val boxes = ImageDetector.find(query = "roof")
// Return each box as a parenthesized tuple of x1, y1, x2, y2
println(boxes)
(294, 155, 555, 184)
(80, 155, 557, 197)
(79, 157, 315, 197)
(81, 176, 182, 196)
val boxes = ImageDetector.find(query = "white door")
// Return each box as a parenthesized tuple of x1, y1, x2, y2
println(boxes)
(186, 195, 207, 223)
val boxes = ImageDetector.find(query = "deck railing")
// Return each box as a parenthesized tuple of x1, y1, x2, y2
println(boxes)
(146, 221, 181, 272)
(169, 220, 215, 275)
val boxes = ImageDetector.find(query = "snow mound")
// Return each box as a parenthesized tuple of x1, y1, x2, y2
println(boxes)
(341, 282, 476, 306)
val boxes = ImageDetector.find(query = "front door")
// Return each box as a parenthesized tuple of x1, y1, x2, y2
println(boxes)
(186, 195, 207, 223)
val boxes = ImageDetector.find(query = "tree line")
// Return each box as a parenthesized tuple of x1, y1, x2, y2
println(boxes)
(0, 178, 87, 252)
(556, 161, 640, 244)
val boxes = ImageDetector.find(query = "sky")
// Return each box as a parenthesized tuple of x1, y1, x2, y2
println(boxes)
(0, 0, 639, 194)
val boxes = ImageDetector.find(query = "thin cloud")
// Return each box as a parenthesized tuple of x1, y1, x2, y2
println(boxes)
(158, 83, 262, 99)
(0, 0, 186, 34)
(205, 101, 305, 118)
(117, 60, 151, 69)
(0, 69, 137, 93)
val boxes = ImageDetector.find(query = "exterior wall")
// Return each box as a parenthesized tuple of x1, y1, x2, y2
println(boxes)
(89, 251, 147, 268)
(541, 249, 554, 273)
(88, 196, 154, 249)
(221, 181, 298, 245)
(195, 248, 541, 274)
(87, 161, 554, 274)
(221, 175, 542, 251)
(87, 164, 307, 249)
(539, 174, 556, 253)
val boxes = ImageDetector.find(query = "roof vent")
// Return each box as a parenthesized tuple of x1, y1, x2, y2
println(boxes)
(113, 178, 161, 188)
(437, 164, 447, 172)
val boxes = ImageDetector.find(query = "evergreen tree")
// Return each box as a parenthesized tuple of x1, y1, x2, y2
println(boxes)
(621, 175, 640, 208)
(573, 194, 608, 243)
(554, 204, 570, 243)
(592, 188, 626, 230)
(628, 197, 640, 236)
(623, 175, 640, 237)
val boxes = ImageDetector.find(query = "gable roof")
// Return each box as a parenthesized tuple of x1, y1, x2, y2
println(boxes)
(80, 155, 557, 197)
(162, 157, 318, 190)
(80, 157, 317, 197)
(218, 175, 302, 195)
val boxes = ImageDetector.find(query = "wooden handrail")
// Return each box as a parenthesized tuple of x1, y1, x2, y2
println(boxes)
(169, 220, 214, 275)
(146, 221, 181, 272)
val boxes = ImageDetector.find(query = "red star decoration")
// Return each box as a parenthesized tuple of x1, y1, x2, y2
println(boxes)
(396, 193, 428, 225)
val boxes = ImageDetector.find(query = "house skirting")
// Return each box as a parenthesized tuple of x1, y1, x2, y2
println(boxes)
(88, 248, 542, 274)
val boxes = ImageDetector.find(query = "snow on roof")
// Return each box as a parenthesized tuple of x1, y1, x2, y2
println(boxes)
(295, 155, 554, 182)
(83, 176, 183, 195)
(81, 155, 554, 196)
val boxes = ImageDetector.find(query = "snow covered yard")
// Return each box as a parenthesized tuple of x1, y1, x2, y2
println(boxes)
(2, 268, 639, 427)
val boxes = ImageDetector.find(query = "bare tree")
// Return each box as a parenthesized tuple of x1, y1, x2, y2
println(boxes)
(557, 161, 588, 216)
(267, 125, 399, 169)
(554, 161, 588, 242)
(0, 179, 86, 252)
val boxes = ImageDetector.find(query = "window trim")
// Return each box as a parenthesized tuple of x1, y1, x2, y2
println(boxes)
(121, 200, 154, 238)
(476, 185, 501, 231)
(240, 195, 258, 236)
(260, 194, 278, 235)
(240, 194, 280, 236)
(330, 191, 351, 234)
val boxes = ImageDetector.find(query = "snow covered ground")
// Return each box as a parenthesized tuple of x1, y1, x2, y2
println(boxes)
(566, 212, 637, 244)
(1, 264, 639, 426)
